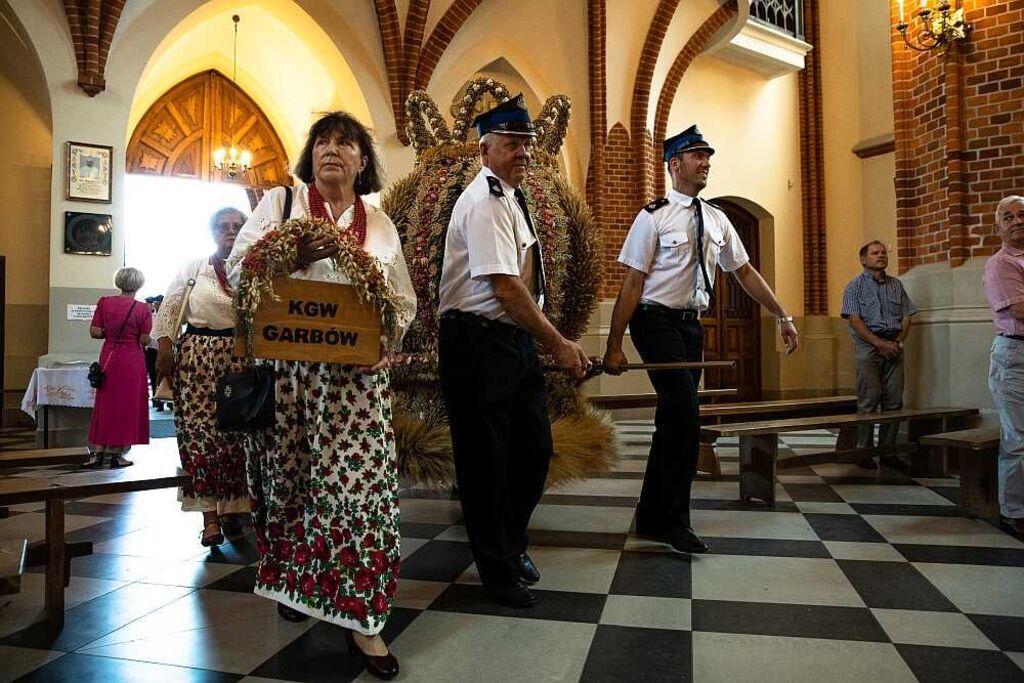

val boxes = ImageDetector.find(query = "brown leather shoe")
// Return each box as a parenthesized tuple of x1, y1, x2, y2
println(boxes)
(345, 629, 399, 680)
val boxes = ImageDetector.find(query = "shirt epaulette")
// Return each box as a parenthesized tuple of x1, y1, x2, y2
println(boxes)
(643, 197, 669, 213)
(486, 176, 504, 197)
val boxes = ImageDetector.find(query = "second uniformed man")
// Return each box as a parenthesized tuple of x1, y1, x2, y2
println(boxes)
(603, 124, 800, 553)
(438, 96, 589, 607)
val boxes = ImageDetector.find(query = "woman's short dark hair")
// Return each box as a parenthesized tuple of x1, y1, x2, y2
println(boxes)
(209, 207, 247, 234)
(293, 112, 383, 194)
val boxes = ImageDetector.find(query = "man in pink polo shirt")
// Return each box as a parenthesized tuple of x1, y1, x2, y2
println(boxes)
(982, 194, 1024, 535)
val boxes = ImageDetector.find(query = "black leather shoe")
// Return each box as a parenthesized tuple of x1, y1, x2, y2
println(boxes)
(277, 603, 309, 622)
(485, 582, 537, 608)
(665, 526, 709, 554)
(345, 629, 399, 680)
(857, 457, 878, 470)
(515, 553, 540, 584)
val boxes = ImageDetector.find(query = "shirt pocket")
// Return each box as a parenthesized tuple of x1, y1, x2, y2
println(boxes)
(659, 229, 688, 250)
(884, 287, 904, 319)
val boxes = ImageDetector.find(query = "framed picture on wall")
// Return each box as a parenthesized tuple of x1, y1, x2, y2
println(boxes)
(66, 141, 112, 203)
(63, 212, 112, 255)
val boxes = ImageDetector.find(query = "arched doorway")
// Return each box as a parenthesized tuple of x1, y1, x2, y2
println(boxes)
(701, 199, 762, 401)
(126, 69, 289, 189)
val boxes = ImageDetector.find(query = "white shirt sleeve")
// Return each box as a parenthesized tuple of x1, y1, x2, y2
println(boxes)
(227, 187, 288, 287)
(465, 197, 521, 279)
(152, 259, 199, 340)
(618, 211, 658, 274)
(717, 218, 750, 273)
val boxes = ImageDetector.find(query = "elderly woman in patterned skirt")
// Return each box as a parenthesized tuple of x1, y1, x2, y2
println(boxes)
(154, 207, 250, 547)
(228, 112, 416, 681)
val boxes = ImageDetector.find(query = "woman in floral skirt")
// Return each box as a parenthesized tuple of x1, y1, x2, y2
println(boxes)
(228, 112, 416, 680)
(154, 207, 251, 547)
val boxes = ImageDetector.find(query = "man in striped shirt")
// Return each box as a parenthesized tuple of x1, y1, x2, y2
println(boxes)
(841, 241, 917, 470)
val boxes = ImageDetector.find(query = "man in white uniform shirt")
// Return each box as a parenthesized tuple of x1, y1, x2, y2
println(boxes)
(603, 125, 799, 553)
(438, 96, 589, 608)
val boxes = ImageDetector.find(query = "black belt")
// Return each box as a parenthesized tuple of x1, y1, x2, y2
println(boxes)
(184, 324, 234, 337)
(440, 310, 525, 336)
(1001, 334, 1024, 342)
(874, 330, 901, 341)
(636, 302, 701, 320)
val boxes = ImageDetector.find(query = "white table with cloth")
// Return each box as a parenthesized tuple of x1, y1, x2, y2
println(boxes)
(20, 365, 95, 448)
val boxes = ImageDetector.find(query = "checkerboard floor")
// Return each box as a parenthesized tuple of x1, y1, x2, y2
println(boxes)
(2, 425, 1023, 682)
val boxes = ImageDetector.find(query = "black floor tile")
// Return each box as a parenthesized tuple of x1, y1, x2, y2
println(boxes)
(62, 518, 140, 545)
(526, 529, 627, 550)
(205, 565, 257, 593)
(930, 486, 960, 505)
(249, 608, 420, 683)
(428, 584, 605, 623)
(26, 552, 164, 581)
(539, 494, 638, 507)
(702, 537, 830, 558)
(610, 551, 690, 598)
(580, 625, 691, 682)
(690, 499, 800, 513)
(804, 513, 886, 542)
(14, 653, 241, 682)
(782, 483, 844, 502)
(691, 599, 888, 642)
(398, 540, 475, 582)
(202, 536, 261, 565)
(399, 521, 449, 539)
(894, 544, 1024, 567)
(967, 614, 1024, 652)
(849, 503, 963, 517)
(772, 464, 819, 475)
(896, 644, 1024, 683)
(837, 560, 958, 611)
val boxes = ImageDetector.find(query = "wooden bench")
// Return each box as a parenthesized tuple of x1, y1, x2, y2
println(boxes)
(0, 439, 188, 632)
(701, 407, 979, 505)
(0, 447, 90, 470)
(920, 427, 1001, 518)
(586, 388, 737, 410)
(696, 395, 857, 477)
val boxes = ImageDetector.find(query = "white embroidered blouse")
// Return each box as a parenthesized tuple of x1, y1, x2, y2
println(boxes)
(153, 257, 235, 340)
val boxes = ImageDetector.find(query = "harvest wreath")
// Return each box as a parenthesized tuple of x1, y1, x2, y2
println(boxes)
(234, 210, 402, 358)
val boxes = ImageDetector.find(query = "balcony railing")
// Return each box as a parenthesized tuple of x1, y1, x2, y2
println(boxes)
(749, 0, 804, 40)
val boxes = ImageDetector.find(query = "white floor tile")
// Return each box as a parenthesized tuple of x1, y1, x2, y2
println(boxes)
(689, 510, 818, 541)
(528, 504, 635, 534)
(913, 563, 1024, 617)
(824, 541, 906, 562)
(864, 515, 1024, 548)
(832, 485, 954, 506)
(600, 595, 691, 630)
(691, 555, 864, 607)
(871, 608, 998, 650)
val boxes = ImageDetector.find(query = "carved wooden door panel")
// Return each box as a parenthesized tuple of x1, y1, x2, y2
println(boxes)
(700, 200, 761, 401)
(127, 70, 289, 189)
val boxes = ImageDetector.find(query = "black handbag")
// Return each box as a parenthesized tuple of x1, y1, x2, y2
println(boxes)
(88, 300, 139, 389)
(215, 365, 276, 432)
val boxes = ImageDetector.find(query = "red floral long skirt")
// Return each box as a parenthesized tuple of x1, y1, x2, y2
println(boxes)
(173, 334, 249, 514)
(248, 360, 401, 635)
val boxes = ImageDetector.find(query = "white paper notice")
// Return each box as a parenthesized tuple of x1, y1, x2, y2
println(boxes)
(67, 304, 97, 321)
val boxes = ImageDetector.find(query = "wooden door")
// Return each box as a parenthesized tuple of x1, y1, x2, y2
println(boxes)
(126, 70, 289, 188)
(700, 200, 761, 401)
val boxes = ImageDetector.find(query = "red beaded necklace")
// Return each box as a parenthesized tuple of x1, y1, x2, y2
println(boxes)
(307, 182, 367, 245)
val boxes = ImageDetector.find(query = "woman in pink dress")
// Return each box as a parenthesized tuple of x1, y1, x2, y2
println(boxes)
(86, 267, 153, 468)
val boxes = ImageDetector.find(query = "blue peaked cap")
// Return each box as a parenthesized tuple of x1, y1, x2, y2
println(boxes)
(663, 124, 715, 162)
(473, 94, 537, 138)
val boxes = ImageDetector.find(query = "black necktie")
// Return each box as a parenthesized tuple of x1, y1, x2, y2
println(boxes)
(514, 188, 545, 297)
(693, 199, 713, 301)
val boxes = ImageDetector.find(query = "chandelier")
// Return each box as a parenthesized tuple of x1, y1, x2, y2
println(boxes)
(213, 14, 252, 178)
(895, 1, 970, 52)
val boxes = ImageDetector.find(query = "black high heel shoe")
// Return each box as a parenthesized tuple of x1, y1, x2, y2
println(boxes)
(83, 451, 106, 469)
(345, 629, 399, 680)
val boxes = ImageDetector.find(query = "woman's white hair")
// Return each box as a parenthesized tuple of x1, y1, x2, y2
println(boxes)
(114, 267, 145, 293)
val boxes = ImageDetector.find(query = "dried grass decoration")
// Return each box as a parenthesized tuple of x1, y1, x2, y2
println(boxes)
(382, 78, 615, 488)
(235, 215, 402, 357)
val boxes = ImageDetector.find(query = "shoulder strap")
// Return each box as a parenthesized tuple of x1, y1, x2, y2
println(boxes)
(644, 197, 669, 213)
(282, 186, 293, 221)
(101, 300, 139, 371)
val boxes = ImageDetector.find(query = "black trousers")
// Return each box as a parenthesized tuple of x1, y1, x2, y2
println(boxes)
(628, 305, 704, 527)
(439, 312, 552, 587)
(144, 347, 158, 394)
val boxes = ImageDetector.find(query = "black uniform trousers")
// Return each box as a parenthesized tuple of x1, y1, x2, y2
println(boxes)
(438, 311, 552, 587)
(628, 304, 704, 528)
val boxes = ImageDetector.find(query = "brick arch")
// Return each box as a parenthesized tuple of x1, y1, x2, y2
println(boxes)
(372, 0, 405, 143)
(629, 0, 682, 200)
(126, 70, 289, 188)
(413, 0, 485, 91)
(652, 0, 739, 196)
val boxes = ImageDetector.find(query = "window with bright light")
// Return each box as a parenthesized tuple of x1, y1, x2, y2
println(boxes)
(125, 175, 251, 298)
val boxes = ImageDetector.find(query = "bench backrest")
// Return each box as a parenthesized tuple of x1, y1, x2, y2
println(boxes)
(702, 407, 979, 438)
